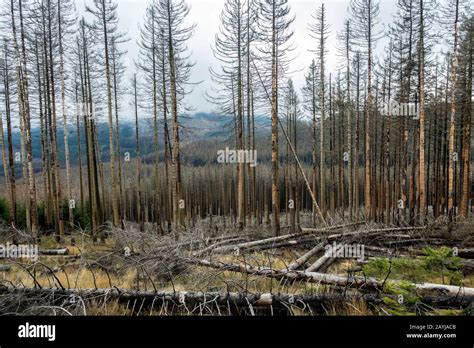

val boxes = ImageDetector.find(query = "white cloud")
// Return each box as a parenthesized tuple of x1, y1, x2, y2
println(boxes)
(107, 0, 399, 115)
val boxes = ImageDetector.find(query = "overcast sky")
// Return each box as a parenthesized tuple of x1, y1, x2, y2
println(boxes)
(81, 0, 401, 114)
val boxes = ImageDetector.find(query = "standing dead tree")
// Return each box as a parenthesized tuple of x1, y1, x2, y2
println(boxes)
(86, 0, 124, 227)
(258, 0, 295, 236)
(156, 0, 195, 230)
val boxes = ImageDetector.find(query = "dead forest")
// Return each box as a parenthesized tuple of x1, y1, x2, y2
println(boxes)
(0, 0, 473, 317)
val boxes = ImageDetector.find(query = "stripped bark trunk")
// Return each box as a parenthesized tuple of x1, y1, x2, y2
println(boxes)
(305, 244, 344, 273)
(287, 241, 326, 271)
(447, 0, 460, 223)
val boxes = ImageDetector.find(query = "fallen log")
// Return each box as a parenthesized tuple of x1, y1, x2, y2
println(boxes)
(458, 248, 474, 259)
(367, 226, 428, 233)
(184, 257, 381, 290)
(300, 222, 366, 233)
(242, 237, 320, 253)
(444, 259, 474, 274)
(364, 245, 393, 254)
(305, 246, 341, 273)
(211, 231, 320, 253)
(213, 226, 406, 255)
(193, 237, 249, 257)
(126, 233, 252, 254)
(287, 242, 327, 271)
(185, 258, 474, 305)
(211, 223, 371, 254)
(200, 232, 253, 244)
(40, 248, 69, 256)
(0, 284, 384, 311)
(461, 259, 474, 273)
(325, 227, 426, 241)
(414, 283, 474, 305)
(305, 240, 358, 273)
(363, 245, 472, 260)
(384, 238, 444, 247)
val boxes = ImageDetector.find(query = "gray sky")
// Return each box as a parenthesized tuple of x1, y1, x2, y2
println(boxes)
(84, 0, 400, 114)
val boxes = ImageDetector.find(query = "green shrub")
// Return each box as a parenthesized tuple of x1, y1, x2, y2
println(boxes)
(363, 247, 464, 286)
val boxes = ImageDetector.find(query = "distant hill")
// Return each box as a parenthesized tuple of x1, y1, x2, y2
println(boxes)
(1, 112, 313, 176)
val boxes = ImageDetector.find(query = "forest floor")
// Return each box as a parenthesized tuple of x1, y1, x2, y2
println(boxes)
(0, 215, 473, 316)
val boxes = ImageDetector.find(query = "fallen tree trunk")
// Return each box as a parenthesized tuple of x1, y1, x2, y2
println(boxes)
(0, 283, 469, 313)
(0, 284, 384, 311)
(192, 237, 249, 257)
(211, 232, 320, 253)
(125, 233, 252, 254)
(364, 245, 393, 255)
(305, 246, 340, 273)
(199, 232, 253, 244)
(461, 259, 474, 272)
(414, 283, 474, 304)
(458, 248, 474, 259)
(361, 226, 428, 233)
(211, 223, 369, 254)
(300, 222, 366, 233)
(318, 257, 338, 273)
(384, 239, 444, 247)
(40, 248, 69, 256)
(242, 237, 319, 253)
(213, 226, 411, 255)
(184, 257, 381, 290)
(287, 242, 327, 271)
(325, 228, 427, 241)
(305, 240, 358, 273)
(184, 258, 474, 305)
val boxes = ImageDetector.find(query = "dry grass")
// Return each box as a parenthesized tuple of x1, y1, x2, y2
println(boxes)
(1, 219, 473, 316)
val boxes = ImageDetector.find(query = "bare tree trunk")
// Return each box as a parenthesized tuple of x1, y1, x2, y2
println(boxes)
(160, 31, 171, 232)
(345, 22, 353, 222)
(460, 15, 472, 219)
(166, 0, 183, 230)
(45, 0, 64, 241)
(447, 0, 460, 223)
(152, 21, 161, 233)
(58, 1, 73, 229)
(310, 64, 318, 226)
(354, 53, 361, 219)
(101, 0, 119, 227)
(132, 74, 143, 230)
(418, 0, 426, 220)
(12, 0, 38, 238)
(236, 3, 245, 231)
(74, 71, 85, 218)
(319, 12, 326, 219)
(112, 39, 125, 222)
(364, 0, 373, 220)
(2, 40, 16, 226)
(270, 2, 280, 236)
